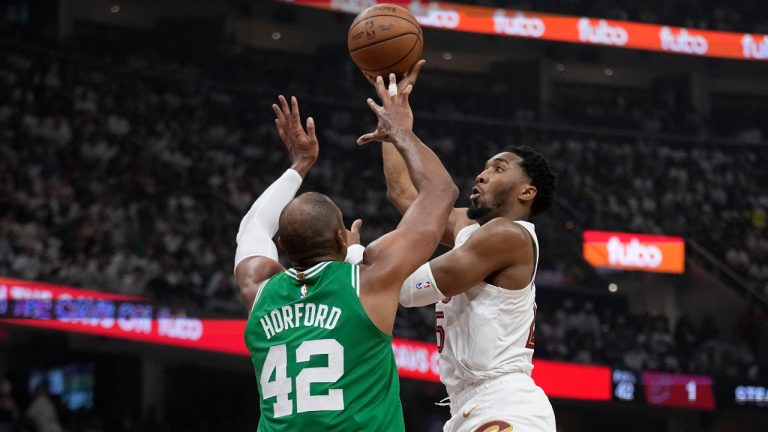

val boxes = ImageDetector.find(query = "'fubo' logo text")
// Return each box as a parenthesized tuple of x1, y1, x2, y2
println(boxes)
(742, 34, 768, 59)
(607, 237, 663, 269)
(578, 18, 628, 46)
(659, 27, 708, 55)
(493, 10, 546, 38)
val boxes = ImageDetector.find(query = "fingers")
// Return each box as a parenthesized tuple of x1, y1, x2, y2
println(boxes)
(290, 96, 302, 128)
(276, 95, 312, 136)
(373, 76, 389, 103)
(356, 131, 382, 145)
(409, 59, 426, 82)
(400, 59, 425, 91)
(366, 97, 383, 114)
(278, 95, 291, 120)
(400, 84, 413, 104)
(305, 117, 317, 143)
(350, 219, 363, 233)
(272, 102, 286, 125)
(388, 73, 397, 97)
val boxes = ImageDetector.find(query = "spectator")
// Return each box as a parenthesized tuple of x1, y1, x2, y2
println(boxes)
(25, 383, 62, 432)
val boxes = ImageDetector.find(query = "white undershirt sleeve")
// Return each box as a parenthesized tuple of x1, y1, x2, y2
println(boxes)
(399, 262, 445, 307)
(344, 244, 365, 265)
(234, 169, 302, 270)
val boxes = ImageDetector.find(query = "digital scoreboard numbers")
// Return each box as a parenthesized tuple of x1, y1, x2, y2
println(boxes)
(642, 371, 716, 410)
(612, 369, 642, 402)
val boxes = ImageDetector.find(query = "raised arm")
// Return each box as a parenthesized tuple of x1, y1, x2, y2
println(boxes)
(379, 60, 473, 247)
(356, 74, 459, 333)
(234, 95, 317, 310)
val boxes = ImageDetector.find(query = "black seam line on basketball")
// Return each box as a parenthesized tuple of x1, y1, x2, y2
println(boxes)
(348, 14, 420, 44)
(349, 15, 420, 36)
(349, 12, 420, 30)
(349, 32, 421, 54)
(362, 37, 422, 73)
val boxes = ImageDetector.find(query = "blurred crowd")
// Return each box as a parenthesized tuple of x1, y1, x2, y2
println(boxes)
(479, 0, 768, 33)
(535, 295, 761, 381)
(0, 36, 766, 381)
(536, 133, 768, 296)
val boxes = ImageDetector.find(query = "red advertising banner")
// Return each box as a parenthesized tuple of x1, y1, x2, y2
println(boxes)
(532, 360, 612, 401)
(2, 277, 612, 400)
(391, 337, 441, 382)
(392, 339, 613, 402)
(583, 230, 685, 274)
(642, 371, 716, 410)
(278, 0, 768, 61)
(0, 277, 249, 355)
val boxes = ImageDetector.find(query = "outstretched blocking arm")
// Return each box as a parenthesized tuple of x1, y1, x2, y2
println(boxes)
(357, 74, 459, 333)
(379, 61, 473, 247)
(234, 95, 318, 310)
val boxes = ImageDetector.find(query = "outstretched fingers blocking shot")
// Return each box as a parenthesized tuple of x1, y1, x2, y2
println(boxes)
(235, 95, 320, 309)
(272, 95, 319, 177)
(357, 74, 414, 145)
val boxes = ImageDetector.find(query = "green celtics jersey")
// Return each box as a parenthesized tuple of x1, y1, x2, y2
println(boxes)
(245, 261, 404, 432)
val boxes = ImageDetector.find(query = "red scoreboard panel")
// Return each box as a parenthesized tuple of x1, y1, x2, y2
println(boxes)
(642, 371, 716, 410)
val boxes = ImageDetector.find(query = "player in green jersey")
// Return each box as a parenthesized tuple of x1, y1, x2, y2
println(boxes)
(234, 74, 458, 431)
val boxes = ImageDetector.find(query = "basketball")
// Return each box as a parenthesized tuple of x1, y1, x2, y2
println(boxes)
(347, 4, 423, 83)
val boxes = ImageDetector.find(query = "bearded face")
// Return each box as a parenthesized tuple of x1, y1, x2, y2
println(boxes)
(467, 184, 512, 223)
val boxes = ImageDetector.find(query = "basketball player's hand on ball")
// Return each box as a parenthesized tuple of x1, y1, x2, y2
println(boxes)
(357, 74, 414, 145)
(272, 95, 319, 176)
(394, 59, 424, 130)
(364, 60, 425, 130)
(397, 60, 425, 94)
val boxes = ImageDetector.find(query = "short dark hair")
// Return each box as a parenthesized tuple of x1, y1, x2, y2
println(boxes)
(278, 192, 344, 264)
(505, 145, 557, 217)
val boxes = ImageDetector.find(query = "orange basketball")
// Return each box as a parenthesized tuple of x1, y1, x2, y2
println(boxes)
(347, 4, 423, 83)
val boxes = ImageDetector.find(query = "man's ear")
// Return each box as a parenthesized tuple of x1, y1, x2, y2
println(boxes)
(520, 185, 537, 203)
(336, 229, 348, 251)
(276, 236, 286, 252)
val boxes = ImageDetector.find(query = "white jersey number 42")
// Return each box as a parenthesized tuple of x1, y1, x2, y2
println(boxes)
(260, 338, 344, 417)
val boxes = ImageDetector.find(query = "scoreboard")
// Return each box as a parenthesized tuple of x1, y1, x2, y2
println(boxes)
(642, 372, 715, 410)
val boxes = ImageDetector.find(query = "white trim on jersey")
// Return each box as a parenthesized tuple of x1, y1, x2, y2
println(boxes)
(349, 264, 361, 297)
(284, 261, 331, 279)
(512, 220, 539, 288)
(355, 265, 360, 297)
(249, 278, 271, 315)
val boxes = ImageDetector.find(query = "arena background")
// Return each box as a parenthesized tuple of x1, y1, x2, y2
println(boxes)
(0, 0, 767, 431)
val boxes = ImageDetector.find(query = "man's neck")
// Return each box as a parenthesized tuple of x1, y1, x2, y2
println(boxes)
(292, 254, 340, 271)
(478, 208, 530, 225)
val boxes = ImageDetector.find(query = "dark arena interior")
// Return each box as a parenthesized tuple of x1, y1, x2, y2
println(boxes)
(0, 1, 767, 431)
